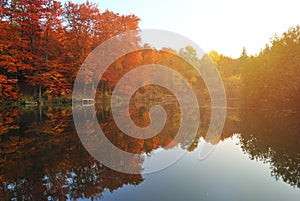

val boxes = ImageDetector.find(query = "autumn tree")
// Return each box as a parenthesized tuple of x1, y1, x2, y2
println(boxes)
(0, 0, 140, 102)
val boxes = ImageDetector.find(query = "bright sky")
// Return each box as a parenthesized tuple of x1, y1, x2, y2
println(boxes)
(63, 0, 300, 58)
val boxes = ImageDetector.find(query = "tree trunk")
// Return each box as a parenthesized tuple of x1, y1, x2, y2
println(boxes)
(39, 84, 42, 101)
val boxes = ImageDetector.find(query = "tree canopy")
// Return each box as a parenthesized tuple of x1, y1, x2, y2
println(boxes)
(0, 0, 140, 101)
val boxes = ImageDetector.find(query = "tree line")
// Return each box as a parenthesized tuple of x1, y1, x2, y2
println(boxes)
(240, 26, 300, 110)
(208, 26, 300, 111)
(1, 0, 300, 111)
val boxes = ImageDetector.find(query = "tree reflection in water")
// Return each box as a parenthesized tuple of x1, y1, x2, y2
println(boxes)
(0, 107, 144, 201)
(0, 102, 299, 200)
(238, 109, 300, 188)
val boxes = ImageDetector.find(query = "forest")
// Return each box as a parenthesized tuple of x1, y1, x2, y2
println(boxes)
(1, 0, 300, 112)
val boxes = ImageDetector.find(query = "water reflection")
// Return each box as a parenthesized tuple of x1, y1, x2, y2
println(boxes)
(0, 102, 299, 200)
(239, 109, 300, 188)
(0, 107, 143, 200)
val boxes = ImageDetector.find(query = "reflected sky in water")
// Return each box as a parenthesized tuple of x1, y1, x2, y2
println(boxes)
(0, 104, 300, 201)
(100, 136, 300, 201)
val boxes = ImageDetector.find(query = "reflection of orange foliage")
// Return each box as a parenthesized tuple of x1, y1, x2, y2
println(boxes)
(100, 85, 183, 154)
(0, 107, 143, 200)
(0, 102, 243, 200)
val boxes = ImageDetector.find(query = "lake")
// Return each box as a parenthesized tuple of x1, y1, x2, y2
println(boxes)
(0, 100, 300, 201)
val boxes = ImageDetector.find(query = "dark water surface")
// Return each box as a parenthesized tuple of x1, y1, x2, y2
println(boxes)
(0, 104, 300, 201)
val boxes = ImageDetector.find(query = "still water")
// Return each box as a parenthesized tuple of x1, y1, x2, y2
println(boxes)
(0, 102, 300, 201)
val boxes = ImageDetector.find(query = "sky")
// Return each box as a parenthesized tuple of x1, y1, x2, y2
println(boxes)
(61, 0, 300, 58)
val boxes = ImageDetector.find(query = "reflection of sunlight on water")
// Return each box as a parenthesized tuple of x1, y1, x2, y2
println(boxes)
(142, 135, 242, 173)
(197, 138, 216, 161)
(197, 135, 240, 161)
(142, 146, 186, 174)
(149, 147, 165, 155)
(101, 135, 300, 201)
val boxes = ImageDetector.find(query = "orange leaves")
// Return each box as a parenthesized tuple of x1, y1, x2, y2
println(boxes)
(0, 108, 19, 135)
(9, 125, 19, 129)
(0, 74, 18, 100)
(0, 0, 140, 100)
(0, 127, 9, 135)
